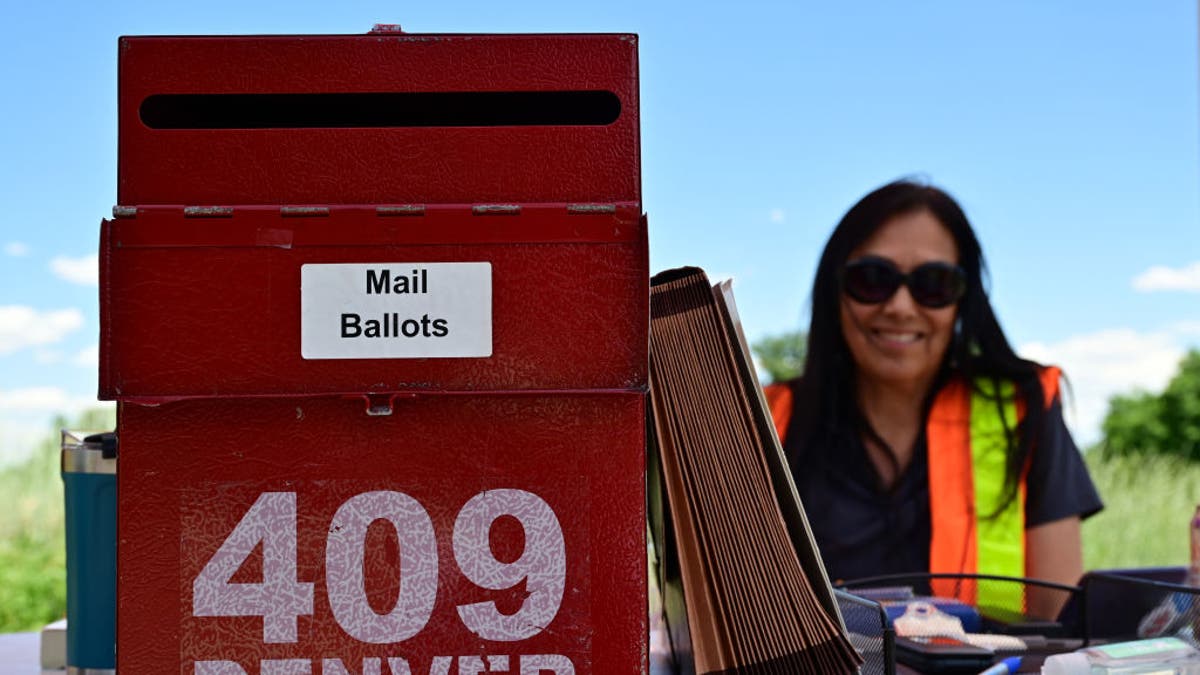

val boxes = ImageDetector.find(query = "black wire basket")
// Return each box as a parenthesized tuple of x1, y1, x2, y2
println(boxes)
(836, 573, 1086, 674)
(835, 587, 895, 675)
(1076, 567, 1198, 646)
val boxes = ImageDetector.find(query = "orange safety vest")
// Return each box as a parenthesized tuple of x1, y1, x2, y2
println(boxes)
(763, 367, 1061, 610)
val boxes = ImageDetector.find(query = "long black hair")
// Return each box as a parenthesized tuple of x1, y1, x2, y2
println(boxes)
(788, 179, 1047, 514)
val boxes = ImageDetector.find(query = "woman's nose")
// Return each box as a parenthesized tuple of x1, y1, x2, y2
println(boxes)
(881, 284, 919, 315)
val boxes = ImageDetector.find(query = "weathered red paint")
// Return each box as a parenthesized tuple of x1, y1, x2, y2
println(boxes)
(100, 204, 647, 400)
(117, 34, 641, 206)
(105, 33, 646, 674)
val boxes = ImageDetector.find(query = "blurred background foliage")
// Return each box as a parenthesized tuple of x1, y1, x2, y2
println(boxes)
(1101, 350, 1200, 461)
(750, 330, 808, 384)
(1, 408, 113, 632)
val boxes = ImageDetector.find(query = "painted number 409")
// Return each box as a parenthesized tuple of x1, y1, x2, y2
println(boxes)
(191, 489, 573, 674)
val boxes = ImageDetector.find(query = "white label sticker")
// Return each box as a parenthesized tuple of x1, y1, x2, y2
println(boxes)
(301, 263, 492, 359)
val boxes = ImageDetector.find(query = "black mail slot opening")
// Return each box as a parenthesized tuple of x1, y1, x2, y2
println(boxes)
(139, 91, 622, 129)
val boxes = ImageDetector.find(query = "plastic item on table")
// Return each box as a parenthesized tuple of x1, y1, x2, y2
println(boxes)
(1041, 637, 1200, 674)
(894, 601, 966, 637)
(1191, 505, 1200, 639)
(884, 596, 984, 633)
(893, 602, 1026, 652)
(980, 656, 1022, 675)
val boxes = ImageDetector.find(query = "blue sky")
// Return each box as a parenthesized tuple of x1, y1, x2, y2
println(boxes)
(1, 1, 1198, 460)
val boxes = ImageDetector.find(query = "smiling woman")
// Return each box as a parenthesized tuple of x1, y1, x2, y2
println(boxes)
(763, 179, 1103, 619)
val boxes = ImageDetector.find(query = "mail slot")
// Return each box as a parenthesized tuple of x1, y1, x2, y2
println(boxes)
(102, 32, 646, 674)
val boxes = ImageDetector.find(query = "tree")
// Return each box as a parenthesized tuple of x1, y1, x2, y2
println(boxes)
(1101, 349, 1200, 460)
(751, 330, 808, 384)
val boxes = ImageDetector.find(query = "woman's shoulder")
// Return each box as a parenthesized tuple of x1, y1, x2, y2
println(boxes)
(1017, 362, 1065, 409)
(762, 376, 797, 395)
(762, 377, 803, 438)
(951, 358, 1060, 378)
(764, 375, 813, 405)
(951, 361, 1064, 406)
(762, 378, 797, 410)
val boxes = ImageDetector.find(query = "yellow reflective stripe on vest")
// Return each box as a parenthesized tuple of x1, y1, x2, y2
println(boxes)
(970, 378, 1025, 613)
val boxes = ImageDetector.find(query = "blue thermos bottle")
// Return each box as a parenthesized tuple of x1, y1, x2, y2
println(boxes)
(61, 430, 117, 674)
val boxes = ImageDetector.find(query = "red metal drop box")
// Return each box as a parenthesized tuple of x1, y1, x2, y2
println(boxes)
(101, 32, 646, 674)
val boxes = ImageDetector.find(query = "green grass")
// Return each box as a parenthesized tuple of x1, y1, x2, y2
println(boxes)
(0, 412, 1196, 631)
(0, 430, 67, 632)
(0, 410, 114, 633)
(1083, 451, 1200, 570)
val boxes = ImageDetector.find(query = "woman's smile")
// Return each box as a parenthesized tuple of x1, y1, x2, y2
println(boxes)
(869, 328, 924, 346)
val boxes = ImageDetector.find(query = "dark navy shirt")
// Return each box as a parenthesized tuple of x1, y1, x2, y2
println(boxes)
(785, 396, 1103, 585)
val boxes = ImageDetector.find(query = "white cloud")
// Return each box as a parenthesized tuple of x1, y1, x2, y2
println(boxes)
(50, 254, 98, 286)
(0, 306, 85, 355)
(1172, 320, 1200, 337)
(74, 344, 99, 367)
(0, 421, 49, 468)
(33, 349, 64, 365)
(1020, 326, 1197, 447)
(1132, 261, 1200, 292)
(0, 392, 114, 467)
(0, 388, 109, 422)
(0, 386, 93, 412)
(769, 208, 786, 224)
(4, 242, 29, 257)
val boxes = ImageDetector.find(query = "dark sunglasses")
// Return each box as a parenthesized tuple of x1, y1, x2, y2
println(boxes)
(840, 256, 967, 308)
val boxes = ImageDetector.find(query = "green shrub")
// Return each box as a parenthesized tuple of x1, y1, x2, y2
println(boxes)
(1101, 350, 1200, 460)
(0, 409, 113, 632)
(751, 330, 808, 383)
